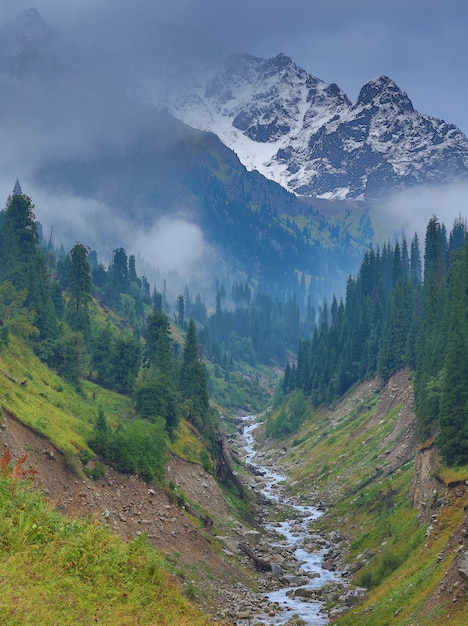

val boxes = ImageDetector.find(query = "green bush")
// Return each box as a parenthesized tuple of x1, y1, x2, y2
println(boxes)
(84, 462, 106, 481)
(90, 410, 168, 482)
(357, 549, 404, 589)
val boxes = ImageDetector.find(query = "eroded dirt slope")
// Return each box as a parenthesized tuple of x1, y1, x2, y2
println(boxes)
(0, 409, 252, 621)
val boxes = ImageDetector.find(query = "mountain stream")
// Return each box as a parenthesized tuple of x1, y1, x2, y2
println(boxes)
(238, 414, 342, 625)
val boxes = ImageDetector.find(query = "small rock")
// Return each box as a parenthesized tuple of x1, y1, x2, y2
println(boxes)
(270, 563, 284, 577)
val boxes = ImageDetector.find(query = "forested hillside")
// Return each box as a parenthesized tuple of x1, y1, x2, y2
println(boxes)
(0, 182, 309, 484)
(38, 108, 369, 304)
(276, 214, 468, 466)
(0, 183, 220, 477)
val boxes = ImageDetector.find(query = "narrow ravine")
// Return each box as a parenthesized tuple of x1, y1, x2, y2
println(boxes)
(237, 414, 344, 625)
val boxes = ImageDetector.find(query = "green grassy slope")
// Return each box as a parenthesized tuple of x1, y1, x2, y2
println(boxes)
(0, 336, 132, 457)
(0, 455, 215, 626)
(0, 337, 223, 625)
(263, 370, 468, 625)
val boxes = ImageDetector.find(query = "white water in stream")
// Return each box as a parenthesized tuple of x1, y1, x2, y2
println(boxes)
(240, 415, 341, 625)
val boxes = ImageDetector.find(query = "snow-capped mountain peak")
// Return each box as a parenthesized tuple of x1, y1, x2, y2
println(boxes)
(356, 75, 414, 112)
(161, 55, 468, 201)
(1, 7, 467, 204)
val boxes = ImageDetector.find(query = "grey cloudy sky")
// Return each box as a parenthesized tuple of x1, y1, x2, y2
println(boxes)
(0, 0, 467, 133)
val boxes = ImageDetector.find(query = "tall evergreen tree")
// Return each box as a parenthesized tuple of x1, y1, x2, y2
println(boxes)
(379, 276, 414, 379)
(401, 236, 410, 278)
(0, 281, 38, 344)
(66, 242, 91, 337)
(91, 324, 115, 388)
(0, 186, 57, 349)
(111, 334, 141, 395)
(424, 216, 447, 283)
(144, 311, 171, 367)
(437, 260, 468, 465)
(177, 294, 185, 327)
(410, 233, 422, 287)
(448, 215, 467, 255)
(180, 319, 210, 432)
(59, 328, 86, 387)
(111, 247, 129, 293)
(128, 254, 141, 287)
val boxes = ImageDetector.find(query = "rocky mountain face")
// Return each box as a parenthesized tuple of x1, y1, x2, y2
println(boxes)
(160, 53, 468, 201)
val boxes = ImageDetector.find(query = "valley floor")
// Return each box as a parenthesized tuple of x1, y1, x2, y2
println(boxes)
(2, 369, 468, 624)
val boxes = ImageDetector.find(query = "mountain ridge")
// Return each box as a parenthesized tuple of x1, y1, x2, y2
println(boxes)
(160, 52, 468, 201)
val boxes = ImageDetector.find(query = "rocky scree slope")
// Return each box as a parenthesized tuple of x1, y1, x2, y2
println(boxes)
(0, 410, 263, 622)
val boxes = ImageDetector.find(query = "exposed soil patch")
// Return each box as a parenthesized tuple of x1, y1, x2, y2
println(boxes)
(0, 409, 254, 621)
(166, 457, 230, 520)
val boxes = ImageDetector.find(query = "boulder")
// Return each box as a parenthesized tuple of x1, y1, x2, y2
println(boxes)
(458, 550, 468, 580)
(282, 574, 303, 586)
(293, 587, 318, 599)
(216, 536, 240, 553)
(270, 562, 284, 577)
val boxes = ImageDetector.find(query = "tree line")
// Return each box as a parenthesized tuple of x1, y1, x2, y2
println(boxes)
(279, 215, 468, 466)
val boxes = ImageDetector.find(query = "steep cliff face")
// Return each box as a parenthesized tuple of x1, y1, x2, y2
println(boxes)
(411, 442, 443, 524)
(411, 441, 468, 611)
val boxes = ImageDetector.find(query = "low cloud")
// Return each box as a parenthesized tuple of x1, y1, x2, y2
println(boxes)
(29, 186, 206, 276)
(0, 174, 207, 284)
(131, 217, 205, 276)
(23, 185, 130, 258)
(380, 181, 468, 242)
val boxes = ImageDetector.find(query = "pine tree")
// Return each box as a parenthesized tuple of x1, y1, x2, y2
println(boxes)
(448, 215, 467, 254)
(0, 188, 58, 349)
(414, 263, 447, 434)
(144, 311, 171, 367)
(66, 242, 91, 336)
(0, 190, 38, 274)
(424, 216, 447, 283)
(128, 254, 141, 287)
(283, 361, 292, 394)
(59, 328, 86, 387)
(134, 371, 178, 439)
(177, 294, 185, 327)
(111, 247, 129, 293)
(111, 335, 141, 395)
(91, 407, 109, 456)
(91, 324, 115, 388)
(410, 233, 422, 286)
(437, 262, 468, 465)
(401, 236, 410, 277)
(152, 288, 162, 312)
(379, 276, 414, 379)
(392, 240, 402, 284)
(180, 319, 210, 432)
(0, 281, 38, 344)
